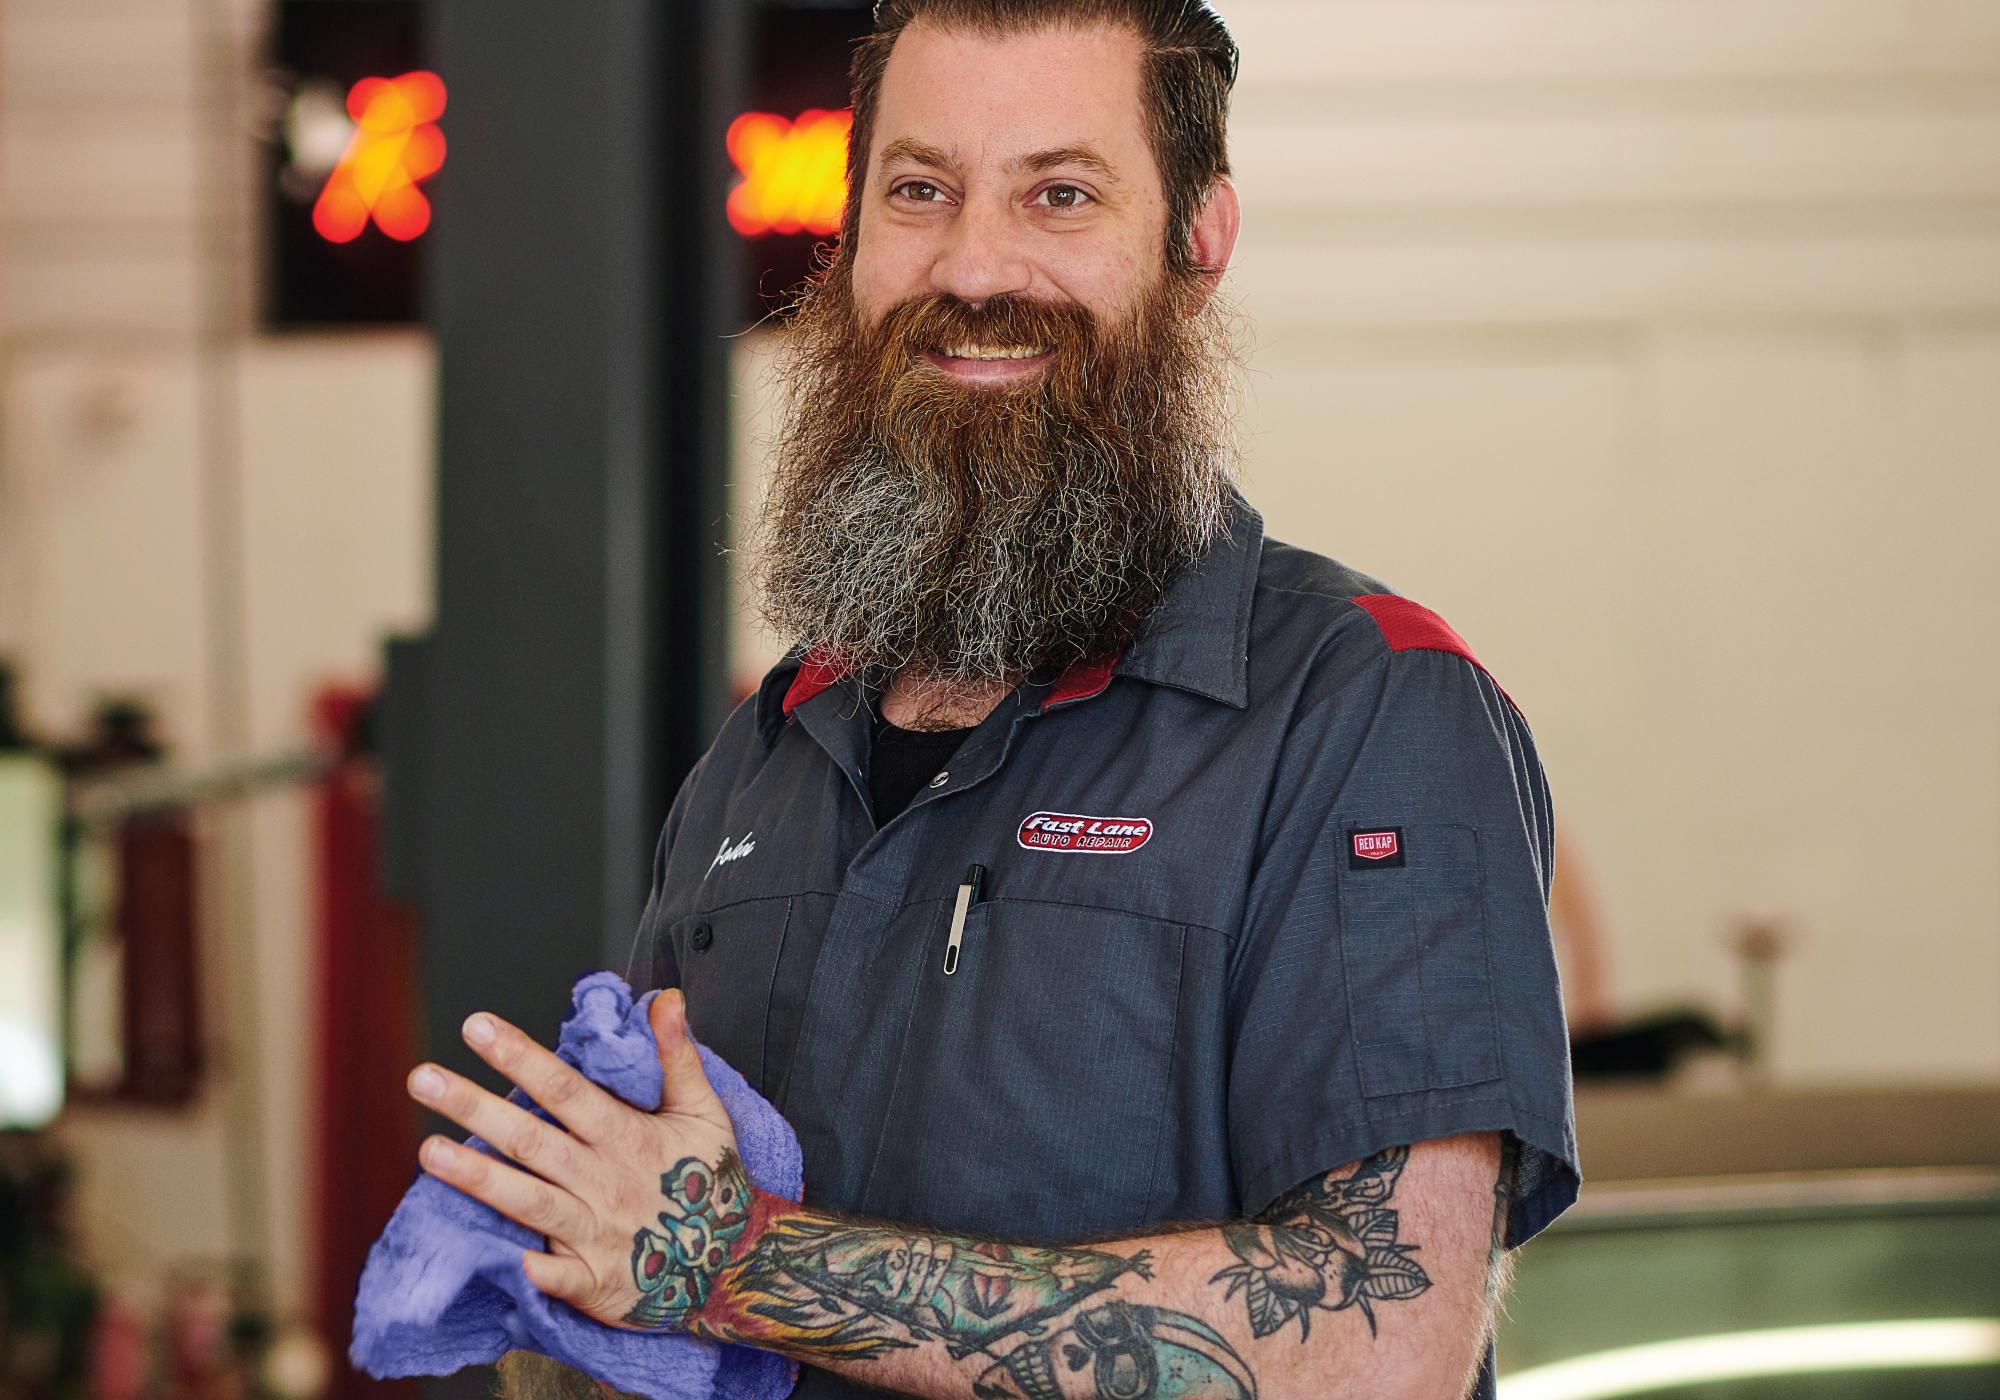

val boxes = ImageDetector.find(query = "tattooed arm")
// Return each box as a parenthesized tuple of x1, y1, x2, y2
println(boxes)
(411, 996, 1512, 1400)
(676, 1135, 1502, 1400)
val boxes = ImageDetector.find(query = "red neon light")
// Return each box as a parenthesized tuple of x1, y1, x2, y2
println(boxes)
(727, 109, 850, 237)
(314, 71, 447, 244)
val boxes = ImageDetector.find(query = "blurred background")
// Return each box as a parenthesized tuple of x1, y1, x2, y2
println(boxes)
(0, 2, 1994, 1400)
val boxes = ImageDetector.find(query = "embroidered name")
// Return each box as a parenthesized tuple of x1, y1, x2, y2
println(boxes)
(1017, 811, 1153, 854)
(706, 832, 755, 876)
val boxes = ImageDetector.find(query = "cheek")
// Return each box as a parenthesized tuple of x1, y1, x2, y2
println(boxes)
(1046, 237, 1154, 318)
(851, 222, 931, 322)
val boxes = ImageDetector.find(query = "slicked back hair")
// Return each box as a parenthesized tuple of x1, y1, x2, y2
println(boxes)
(842, 0, 1238, 276)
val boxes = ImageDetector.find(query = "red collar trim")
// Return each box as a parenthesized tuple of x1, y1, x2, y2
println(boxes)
(1045, 653, 1120, 709)
(780, 652, 849, 716)
(783, 649, 1124, 719)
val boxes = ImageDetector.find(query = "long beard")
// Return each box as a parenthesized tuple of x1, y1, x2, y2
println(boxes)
(749, 263, 1236, 696)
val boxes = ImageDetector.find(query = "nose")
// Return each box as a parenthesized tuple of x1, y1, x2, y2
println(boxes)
(928, 194, 1033, 305)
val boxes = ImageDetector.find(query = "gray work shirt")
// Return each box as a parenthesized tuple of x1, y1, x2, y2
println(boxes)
(628, 498, 1578, 1395)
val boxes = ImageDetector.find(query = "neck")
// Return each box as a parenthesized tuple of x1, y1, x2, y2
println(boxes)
(879, 672, 1012, 731)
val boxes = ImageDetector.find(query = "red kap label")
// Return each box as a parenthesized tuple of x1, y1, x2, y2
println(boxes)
(1348, 827, 1404, 868)
(1017, 811, 1154, 854)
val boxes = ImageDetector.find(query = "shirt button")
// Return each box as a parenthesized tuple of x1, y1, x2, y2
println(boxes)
(929, 771, 949, 788)
(690, 922, 713, 952)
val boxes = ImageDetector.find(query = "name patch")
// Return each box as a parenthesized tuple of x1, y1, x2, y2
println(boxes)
(1017, 811, 1154, 854)
(1348, 827, 1404, 868)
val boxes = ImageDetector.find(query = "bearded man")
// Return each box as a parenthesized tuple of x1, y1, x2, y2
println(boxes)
(405, 2, 1579, 1397)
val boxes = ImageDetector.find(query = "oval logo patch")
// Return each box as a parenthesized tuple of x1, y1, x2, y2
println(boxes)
(1017, 811, 1154, 854)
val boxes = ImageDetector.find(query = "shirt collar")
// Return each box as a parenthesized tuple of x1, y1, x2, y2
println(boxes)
(754, 491, 1264, 742)
(1111, 491, 1261, 710)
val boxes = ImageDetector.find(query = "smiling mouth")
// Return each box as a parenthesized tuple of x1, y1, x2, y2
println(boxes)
(937, 342, 1051, 361)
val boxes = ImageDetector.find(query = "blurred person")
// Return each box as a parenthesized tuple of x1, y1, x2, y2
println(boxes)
(404, 2, 1577, 1397)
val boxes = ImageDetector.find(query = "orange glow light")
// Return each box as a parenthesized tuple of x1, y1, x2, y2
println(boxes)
(313, 71, 447, 244)
(727, 109, 850, 237)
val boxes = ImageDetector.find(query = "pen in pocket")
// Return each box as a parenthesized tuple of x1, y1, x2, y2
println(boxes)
(943, 863, 986, 975)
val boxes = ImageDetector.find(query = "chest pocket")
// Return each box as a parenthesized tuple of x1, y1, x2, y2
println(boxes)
(861, 899, 1188, 1239)
(673, 897, 795, 1092)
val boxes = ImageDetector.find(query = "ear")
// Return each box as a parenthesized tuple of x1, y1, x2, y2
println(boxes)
(1188, 176, 1241, 290)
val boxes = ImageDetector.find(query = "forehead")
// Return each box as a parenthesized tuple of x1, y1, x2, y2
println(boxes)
(870, 20, 1153, 178)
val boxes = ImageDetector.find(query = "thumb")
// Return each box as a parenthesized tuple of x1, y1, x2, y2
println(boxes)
(649, 989, 724, 1120)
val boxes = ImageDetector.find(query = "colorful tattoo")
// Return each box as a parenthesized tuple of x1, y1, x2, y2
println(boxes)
(980, 1301, 1255, 1400)
(694, 1214, 1255, 1398)
(1212, 1146, 1431, 1341)
(647, 1146, 1438, 1391)
(622, 1151, 751, 1329)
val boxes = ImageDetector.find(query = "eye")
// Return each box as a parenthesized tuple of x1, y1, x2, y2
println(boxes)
(895, 180, 945, 203)
(1036, 184, 1090, 209)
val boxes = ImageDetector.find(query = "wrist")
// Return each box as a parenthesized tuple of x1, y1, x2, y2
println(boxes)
(680, 1189, 816, 1343)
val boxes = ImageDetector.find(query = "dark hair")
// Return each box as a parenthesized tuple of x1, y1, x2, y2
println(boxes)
(843, 0, 1237, 274)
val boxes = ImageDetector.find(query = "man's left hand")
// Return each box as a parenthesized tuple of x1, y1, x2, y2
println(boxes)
(405, 989, 739, 1329)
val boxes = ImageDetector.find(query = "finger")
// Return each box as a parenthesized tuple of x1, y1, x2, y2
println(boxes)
(408, 1062, 588, 1187)
(648, 991, 729, 1125)
(460, 1012, 629, 1143)
(420, 1135, 592, 1243)
(519, 1249, 601, 1311)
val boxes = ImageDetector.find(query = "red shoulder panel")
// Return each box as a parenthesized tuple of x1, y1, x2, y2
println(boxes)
(780, 651, 848, 716)
(1353, 594, 1481, 667)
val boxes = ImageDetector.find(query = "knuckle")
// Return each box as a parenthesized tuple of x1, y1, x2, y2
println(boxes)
(505, 1121, 545, 1167)
(542, 1066, 587, 1107)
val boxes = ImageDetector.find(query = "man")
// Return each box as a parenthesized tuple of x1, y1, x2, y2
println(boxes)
(406, 1, 1578, 1397)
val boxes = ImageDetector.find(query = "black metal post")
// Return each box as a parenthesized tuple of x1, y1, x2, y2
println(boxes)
(398, 0, 738, 1116)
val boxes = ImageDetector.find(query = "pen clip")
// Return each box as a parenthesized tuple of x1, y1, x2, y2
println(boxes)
(943, 864, 987, 976)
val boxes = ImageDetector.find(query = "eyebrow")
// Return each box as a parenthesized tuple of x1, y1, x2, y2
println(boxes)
(1016, 145, 1120, 183)
(874, 137, 1123, 186)
(877, 137, 957, 173)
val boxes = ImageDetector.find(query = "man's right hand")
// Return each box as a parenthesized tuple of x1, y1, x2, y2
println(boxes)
(406, 990, 746, 1331)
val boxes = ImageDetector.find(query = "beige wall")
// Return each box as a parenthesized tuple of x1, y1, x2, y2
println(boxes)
(1219, 0, 2000, 1082)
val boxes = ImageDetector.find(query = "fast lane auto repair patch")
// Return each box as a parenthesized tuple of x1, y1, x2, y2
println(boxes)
(1017, 811, 1154, 854)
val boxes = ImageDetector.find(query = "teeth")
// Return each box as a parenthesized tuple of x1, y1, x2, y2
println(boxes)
(943, 343, 1049, 360)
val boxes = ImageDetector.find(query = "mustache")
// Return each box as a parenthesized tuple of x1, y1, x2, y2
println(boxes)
(877, 292, 1094, 353)
(844, 292, 1108, 406)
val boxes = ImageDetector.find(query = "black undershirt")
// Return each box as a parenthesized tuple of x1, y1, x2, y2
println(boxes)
(868, 710, 973, 823)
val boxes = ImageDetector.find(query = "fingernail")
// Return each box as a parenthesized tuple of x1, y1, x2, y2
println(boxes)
(410, 1065, 446, 1101)
(463, 1014, 495, 1046)
(422, 1138, 456, 1171)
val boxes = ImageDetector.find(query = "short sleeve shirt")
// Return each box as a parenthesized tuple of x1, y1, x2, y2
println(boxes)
(628, 497, 1579, 1376)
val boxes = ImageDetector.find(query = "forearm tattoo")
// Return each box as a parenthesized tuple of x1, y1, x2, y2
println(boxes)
(693, 1215, 1255, 1399)
(628, 1145, 1440, 1395)
(1214, 1146, 1432, 1341)
(623, 1151, 752, 1329)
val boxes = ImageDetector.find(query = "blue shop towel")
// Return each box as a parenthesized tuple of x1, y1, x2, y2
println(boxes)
(350, 972, 802, 1400)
